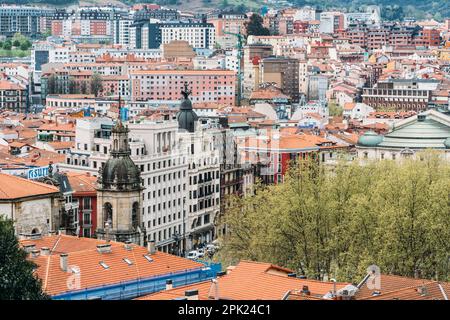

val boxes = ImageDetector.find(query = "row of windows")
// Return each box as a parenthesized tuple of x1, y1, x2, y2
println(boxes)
(190, 199, 219, 213)
(150, 224, 183, 242)
(143, 183, 185, 200)
(147, 211, 185, 228)
(144, 194, 185, 214)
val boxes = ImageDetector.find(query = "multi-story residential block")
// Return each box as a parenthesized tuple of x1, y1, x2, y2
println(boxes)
(0, 80, 27, 112)
(243, 44, 273, 98)
(60, 117, 187, 252)
(207, 12, 248, 50)
(0, 6, 54, 38)
(130, 21, 216, 50)
(320, 12, 344, 34)
(65, 171, 98, 238)
(362, 79, 440, 111)
(260, 57, 300, 102)
(130, 69, 236, 106)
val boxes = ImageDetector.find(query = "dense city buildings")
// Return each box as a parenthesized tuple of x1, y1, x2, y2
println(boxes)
(0, 2, 449, 302)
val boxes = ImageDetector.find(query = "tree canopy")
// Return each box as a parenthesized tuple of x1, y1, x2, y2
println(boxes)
(0, 217, 49, 300)
(216, 151, 450, 283)
(245, 14, 270, 36)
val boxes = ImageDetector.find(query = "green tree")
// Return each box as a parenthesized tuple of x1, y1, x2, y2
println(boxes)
(0, 217, 49, 300)
(46, 74, 57, 95)
(68, 79, 79, 94)
(217, 152, 450, 282)
(3, 41, 12, 51)
(80, 81, 88, 95)
(90, 73, 102, 97)
(328, 101, 343, 117)
(245, 14, 270, 36)
(19, 42, 29, 51)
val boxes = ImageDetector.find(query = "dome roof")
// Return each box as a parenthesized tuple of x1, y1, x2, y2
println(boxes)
(357, 130, 383, 147)
(177, 85, 198, 132)
(177, 108, 198, 133)
(100, 156, 141, 191)
(444, 137, 450, 149)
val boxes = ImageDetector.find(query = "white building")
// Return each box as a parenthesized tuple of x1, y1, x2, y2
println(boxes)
(160, 23, 216, 50)
(357, 110, 450, 162)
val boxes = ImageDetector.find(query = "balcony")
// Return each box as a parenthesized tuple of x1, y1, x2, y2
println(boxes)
(65, 201, 79, 211)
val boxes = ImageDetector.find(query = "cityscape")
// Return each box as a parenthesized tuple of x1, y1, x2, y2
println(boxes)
(0, 0, 449, 306)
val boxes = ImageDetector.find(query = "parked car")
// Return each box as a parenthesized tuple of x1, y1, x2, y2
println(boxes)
(186, 251, 199, 259)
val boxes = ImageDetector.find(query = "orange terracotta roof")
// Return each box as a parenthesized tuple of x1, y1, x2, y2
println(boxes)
(65, 172, 97, 194)
(0, 80, 24, 90)
(38, 123, 75, 132)
(343, 102, 356, 110)
(363, 281, 449, 300)
(47, 141, 74, 150)
(138, 260, 350, 300)
(21, 235, 204, 296)
(0, 173, 59, 200)
(356, 274, 435, 299)
(241, 133, 333, 151)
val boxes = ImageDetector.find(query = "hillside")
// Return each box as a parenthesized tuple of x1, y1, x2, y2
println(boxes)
(3, 1, 450, 20)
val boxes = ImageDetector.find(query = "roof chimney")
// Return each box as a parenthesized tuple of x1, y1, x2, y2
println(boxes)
(166, 279, 173, 291)
(31, 249, 40, 259)
(185, 289, 199, 300)
(417, 285, 428, 296)
(124, 240, 132, 251)
(60, 253, 68, 272)
(41, 247, 51, 256)
(148, 240, 156, 255)
(97, 243, 112, 254)
(23, 244, 35, 253)
(302, 285, 310, 295)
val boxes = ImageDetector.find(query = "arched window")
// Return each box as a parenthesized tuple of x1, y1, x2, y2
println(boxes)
(104, 202, 113, 226)
(132, 202, 139, 229)
(113, 139, 118, 150)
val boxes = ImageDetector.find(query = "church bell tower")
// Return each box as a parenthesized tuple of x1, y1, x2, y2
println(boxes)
(96, 113, 143, 245)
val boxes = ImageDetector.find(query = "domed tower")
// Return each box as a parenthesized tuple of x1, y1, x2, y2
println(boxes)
(96, 119, 143, 245)
(177, 83, 198, 133)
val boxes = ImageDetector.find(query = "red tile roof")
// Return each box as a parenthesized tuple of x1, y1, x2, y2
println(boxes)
(0, 173, 60, 200)
(21, 235, 204, 296)
(65, 172, 97, 194)
(138, 260, 350, 300)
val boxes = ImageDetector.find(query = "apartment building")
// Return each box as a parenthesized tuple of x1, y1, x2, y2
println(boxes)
(243, 44, 273, 99)
(208, 13, 248, 50)
(130, 69, 236, 105)
(0, 80, 27, 112)
(362, 79, 440, 111)
(0, 6, 54, 37)
(260, 57, 300, 102)
(59, 117, 219, 253)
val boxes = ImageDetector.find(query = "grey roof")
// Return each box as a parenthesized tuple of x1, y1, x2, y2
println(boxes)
(377, 118, 450, 149)
(177, 94, 198, 133)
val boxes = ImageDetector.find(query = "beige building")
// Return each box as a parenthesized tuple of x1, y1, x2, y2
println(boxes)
(0, 173, 61, 235)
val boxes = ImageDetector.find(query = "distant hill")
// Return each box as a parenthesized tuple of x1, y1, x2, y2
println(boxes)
(3, 0, 450, 20)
